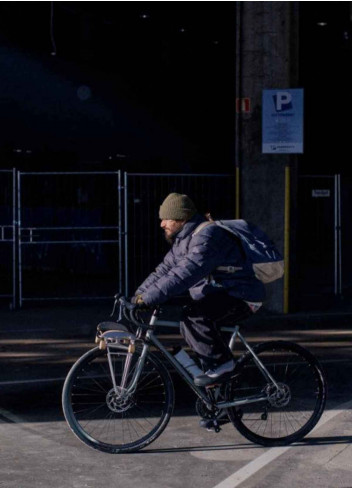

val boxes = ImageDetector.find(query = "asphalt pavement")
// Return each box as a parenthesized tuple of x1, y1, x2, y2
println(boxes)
(1, 302, 352, 487)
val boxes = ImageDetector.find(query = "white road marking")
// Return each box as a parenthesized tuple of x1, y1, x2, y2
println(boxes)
(214, 399, 352, 488)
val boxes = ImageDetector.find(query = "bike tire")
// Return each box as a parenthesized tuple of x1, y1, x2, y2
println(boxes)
(226, 341, 327, 446)
(62, 346, 174, 453)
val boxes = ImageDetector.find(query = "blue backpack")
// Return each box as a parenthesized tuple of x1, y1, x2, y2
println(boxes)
(194, 219, 284, 284)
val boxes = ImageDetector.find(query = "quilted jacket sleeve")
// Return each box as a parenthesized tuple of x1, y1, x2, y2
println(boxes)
(134, 248, 176, 295)
(141, 227, 238, 306)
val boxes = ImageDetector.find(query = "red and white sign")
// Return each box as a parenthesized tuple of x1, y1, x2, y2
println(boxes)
(236, 97, 251, 113)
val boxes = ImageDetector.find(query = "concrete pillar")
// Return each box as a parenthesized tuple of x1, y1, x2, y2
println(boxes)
(236, 2, 299, 312)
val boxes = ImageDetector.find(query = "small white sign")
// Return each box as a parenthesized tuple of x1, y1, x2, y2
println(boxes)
(312, 189, 330, 198)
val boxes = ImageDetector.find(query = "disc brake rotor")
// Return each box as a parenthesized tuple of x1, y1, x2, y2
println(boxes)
(106, 387, 134, 413)
(265, 382, 291, 408)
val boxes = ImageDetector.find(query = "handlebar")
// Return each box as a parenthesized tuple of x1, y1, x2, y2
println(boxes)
(110, 294, 156, 331)
(119, 296, 138, 311)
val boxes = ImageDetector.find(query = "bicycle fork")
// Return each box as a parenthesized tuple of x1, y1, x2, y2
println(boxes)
(106, 342, 150, 396)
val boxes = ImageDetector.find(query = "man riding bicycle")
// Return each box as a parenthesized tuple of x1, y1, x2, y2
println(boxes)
(132, 193, 265, 387)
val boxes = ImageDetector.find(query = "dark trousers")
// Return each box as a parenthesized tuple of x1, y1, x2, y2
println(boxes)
(180, 291, 252, 370)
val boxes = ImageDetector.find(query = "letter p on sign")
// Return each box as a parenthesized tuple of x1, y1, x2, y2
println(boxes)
(274, 91, 293, 112)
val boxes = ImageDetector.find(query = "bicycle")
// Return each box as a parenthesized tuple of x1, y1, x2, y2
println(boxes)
(62, 296, 327, 453)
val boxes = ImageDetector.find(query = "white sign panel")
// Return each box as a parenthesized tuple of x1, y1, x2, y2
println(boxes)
(262, 89, 304, 154)
(312, 189, 330, 198)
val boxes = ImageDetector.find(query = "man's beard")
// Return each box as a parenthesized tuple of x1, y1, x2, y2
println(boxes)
(163, 231, 176, 245)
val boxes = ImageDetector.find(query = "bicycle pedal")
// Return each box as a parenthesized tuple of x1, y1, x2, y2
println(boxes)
(199, 418, 222, 433)
(213, 419, 221, 433)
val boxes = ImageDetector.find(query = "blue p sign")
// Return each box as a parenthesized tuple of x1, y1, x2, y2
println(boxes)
(273, 91, 293, 112)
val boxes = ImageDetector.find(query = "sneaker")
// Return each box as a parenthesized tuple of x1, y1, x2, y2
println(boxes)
(199, 418, 215, 431)
(194, 359, 235, 387)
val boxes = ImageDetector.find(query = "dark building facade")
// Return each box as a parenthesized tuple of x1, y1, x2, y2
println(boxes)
(0, 2, 351, 312)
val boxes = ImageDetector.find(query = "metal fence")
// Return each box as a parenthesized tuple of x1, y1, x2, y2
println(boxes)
(0, 169, 16, 308)
(17, 171, 121, 306)
(2, 169, 350, 310)
(1, 170, 236, 308)
(297, 174, 342, 307)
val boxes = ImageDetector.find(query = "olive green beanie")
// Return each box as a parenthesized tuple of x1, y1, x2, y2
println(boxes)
(159, 193, 197, 221)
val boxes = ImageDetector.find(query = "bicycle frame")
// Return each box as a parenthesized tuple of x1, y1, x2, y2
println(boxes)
(107, 310, 280, 410)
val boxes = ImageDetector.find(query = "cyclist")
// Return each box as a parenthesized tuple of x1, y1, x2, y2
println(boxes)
(132, 192, 265, 386)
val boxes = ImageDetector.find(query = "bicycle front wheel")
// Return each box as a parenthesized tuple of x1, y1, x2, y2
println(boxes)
(226, 341, 326, 446)
(62, 346, 174, 453)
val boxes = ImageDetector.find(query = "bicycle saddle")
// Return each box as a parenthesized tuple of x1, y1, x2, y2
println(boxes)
(97, 322, 130, 334)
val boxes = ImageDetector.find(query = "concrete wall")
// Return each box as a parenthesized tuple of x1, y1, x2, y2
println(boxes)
(237, 2, 299, 312)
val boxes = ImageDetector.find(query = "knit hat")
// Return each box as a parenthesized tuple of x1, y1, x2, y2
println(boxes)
(159, 193, 197, 221)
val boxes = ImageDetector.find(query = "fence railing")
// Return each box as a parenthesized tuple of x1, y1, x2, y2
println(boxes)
(1, 170, 237, 308)
(297, 174, 342, 305)
(0, 169, 16, 308)
(17, 171, 121, 307)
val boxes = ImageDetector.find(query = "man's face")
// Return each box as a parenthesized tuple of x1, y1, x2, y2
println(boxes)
(160, 219, 185, 243)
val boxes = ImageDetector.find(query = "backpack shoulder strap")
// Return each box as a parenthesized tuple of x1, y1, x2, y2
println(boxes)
(215, 220, 240, 237)
(192, 220, 215, 236)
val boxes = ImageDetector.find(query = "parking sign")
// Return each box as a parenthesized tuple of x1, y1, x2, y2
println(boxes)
(262, 89, 304, 154)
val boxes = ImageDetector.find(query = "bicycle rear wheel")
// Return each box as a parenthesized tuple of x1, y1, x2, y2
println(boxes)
(62, 346, 174, 453)
(226, 341, 326, 446)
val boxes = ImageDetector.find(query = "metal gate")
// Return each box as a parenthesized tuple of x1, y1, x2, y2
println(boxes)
(122, 173, 237, 296)
(17, 171, 122, 306)
(0, 169, 16, 308)
(341, 175, 352, 300)
(297, 174, 341, 309)
(5, 170, 235, 307)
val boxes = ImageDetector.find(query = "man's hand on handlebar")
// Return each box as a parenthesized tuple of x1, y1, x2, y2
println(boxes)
(117, 296, 151, 330)
(131, 294, 144, 305)
(131, 296, 150, 313)
(122, 295, 149, 313)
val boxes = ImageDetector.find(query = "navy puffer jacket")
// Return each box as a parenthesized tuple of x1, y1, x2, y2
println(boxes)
(136, 214, 266, 306)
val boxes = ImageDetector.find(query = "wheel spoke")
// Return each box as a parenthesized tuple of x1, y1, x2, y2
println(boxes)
(63, 348, 173, 453)
(227, 342, 326, 445)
